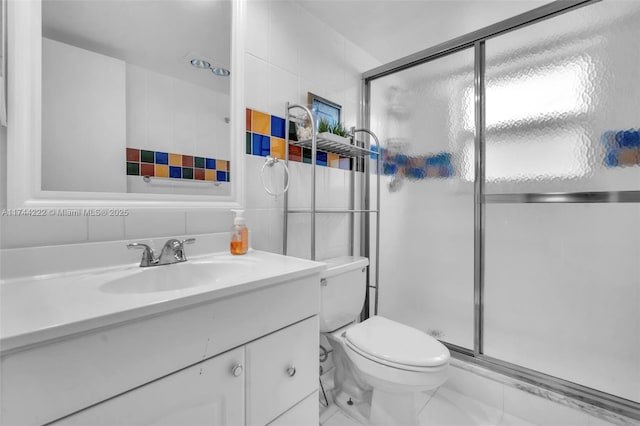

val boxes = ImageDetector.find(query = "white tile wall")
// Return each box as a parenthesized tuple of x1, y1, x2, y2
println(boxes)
(127, 63, 230, 160)
(185, 210, 232, 236)
(0, 127, 6, 209)
(244, 0, 380, 261)
(123, 211, 187, 240)
(0, 1, 379, 254)
(42, 38, 126, 193)
(0, 215, 89, 249)
(87, 216, 126, 243)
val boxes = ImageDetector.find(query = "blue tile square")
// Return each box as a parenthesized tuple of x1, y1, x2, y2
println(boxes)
(169, 166, 182, 179)
(271, 116, 286, 138)
(155, 151, 169, 165)
(217, 171, 228, 182)
(205, 158, 217, 170)
(252, 133, 261, 156)
(252, 133, 270, 157)
(316, 151, 328, 166)
(260, 135, 271, 156)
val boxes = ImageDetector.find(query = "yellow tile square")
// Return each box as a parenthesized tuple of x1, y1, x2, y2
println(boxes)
(205, 170, 217, 181)
(217, 160, 228, 171)
(155, 164, 169, 178)
(252, 110, 270, 135)
(328, 153, 340, 168)
(270, 138, 285, 160)
(169, 153, 182, 166)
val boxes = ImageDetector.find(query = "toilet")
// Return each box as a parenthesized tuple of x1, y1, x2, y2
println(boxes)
(320, 256, 450, 426)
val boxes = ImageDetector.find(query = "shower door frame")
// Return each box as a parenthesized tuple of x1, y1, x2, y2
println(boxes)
(361, 0, 640, 420)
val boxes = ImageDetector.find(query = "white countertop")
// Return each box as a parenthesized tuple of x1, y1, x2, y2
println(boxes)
(0, 250, 325, 353)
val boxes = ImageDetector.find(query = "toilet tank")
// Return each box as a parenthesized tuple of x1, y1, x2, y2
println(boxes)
(319, 256, 369, 332)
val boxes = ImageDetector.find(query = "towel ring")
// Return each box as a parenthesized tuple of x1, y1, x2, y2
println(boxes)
(260, 156, 289, 197)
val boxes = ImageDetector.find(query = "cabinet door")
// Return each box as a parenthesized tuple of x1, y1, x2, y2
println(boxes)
(52, 348, 245, 426)
(268, 391, 318, 426)
(246, 316, 318, 426)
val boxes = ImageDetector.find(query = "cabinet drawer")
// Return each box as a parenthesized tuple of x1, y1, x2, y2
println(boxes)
(246, 316, 318, 426)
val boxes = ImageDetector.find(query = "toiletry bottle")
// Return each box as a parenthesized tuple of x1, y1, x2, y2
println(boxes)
(230, 209, 248, 255)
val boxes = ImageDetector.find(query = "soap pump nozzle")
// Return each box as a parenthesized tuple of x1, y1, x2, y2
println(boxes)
(231, 209, 246, 225)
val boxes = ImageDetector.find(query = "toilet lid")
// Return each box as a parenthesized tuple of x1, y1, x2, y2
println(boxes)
(344, 316, 449, 368)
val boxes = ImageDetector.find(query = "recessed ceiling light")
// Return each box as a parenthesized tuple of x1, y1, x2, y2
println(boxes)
(190, 58, 211, 69)
(211, 67, 231, 77)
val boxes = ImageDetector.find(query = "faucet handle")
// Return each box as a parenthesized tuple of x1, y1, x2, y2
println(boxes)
(127, 242, 157, 267)
(160, 237, 196, 263)
(176, 238, 196, 261)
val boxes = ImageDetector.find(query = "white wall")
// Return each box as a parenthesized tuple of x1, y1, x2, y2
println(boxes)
(42, 38, 126, 193)
(0, 0, 379, 256)
(243, 0, 379, 259)
(125, 63, 231, 196)
(0, 126, 6, 209)
(126, 63, 230, 160)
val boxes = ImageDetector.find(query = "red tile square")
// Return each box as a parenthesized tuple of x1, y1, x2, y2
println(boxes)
(182, 155, 194, 167)
(246, 108, 252, 131)
(194, 168, 205, 180)
(140, 163, 155, 177)
(289, 144, 302, 162)
(126, 148, 140, 162)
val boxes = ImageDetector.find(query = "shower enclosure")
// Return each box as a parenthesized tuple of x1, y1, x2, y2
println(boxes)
(363, 0, 639, 419)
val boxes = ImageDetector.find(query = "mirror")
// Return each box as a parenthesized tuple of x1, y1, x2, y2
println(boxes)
(6, 0, 244, 206)
(42, 0, 231, 197)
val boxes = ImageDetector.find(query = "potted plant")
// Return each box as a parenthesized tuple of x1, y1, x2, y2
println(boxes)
(318, 118, 350, 144)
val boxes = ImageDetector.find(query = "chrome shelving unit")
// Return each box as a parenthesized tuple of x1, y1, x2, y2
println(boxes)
(283, 102, 381, 316)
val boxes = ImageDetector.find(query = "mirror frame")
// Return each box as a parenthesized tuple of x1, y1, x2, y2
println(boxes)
(6, 0, 246, 209)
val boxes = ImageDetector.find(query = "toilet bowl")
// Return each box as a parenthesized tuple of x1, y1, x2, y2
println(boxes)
(320, 257, 450, 426)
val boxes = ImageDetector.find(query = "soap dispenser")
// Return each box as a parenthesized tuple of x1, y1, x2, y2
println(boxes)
(230, 209, 249, 255)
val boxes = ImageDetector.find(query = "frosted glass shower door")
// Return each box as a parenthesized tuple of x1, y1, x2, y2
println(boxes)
(483, 1, 640, 402)
(370, 48, 475, 349)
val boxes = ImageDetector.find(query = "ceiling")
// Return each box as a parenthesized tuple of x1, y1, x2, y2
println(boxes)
(297, 0, 549, 65)
(42, 0, 231, 93)
(41, 0, 550, 92)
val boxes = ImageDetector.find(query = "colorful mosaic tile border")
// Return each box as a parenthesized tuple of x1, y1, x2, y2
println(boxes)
(246, 108, 354, 171)
(374, 146, 455, 179)
(602, 129, 640, 167)
(126, 148, 230, 182)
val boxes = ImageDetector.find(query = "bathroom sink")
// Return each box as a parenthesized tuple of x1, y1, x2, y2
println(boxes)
(100, 258, 257, 294)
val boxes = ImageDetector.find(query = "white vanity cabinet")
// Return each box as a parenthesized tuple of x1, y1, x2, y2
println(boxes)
(1, 268, 322, 426)
(52, 316, 319, 426)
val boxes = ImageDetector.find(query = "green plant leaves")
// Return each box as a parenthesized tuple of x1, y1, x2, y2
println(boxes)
(318, 118, 348, 136)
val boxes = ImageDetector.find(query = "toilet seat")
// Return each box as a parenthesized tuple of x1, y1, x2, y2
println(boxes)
(343, 316, 449, 371)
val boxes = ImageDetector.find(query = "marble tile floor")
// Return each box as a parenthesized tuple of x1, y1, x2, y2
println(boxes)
(320, 386, 537, 426)
(317, 361, 637, 426)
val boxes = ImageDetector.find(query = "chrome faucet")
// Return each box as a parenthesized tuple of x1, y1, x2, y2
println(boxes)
(127, 238, 196, 267)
